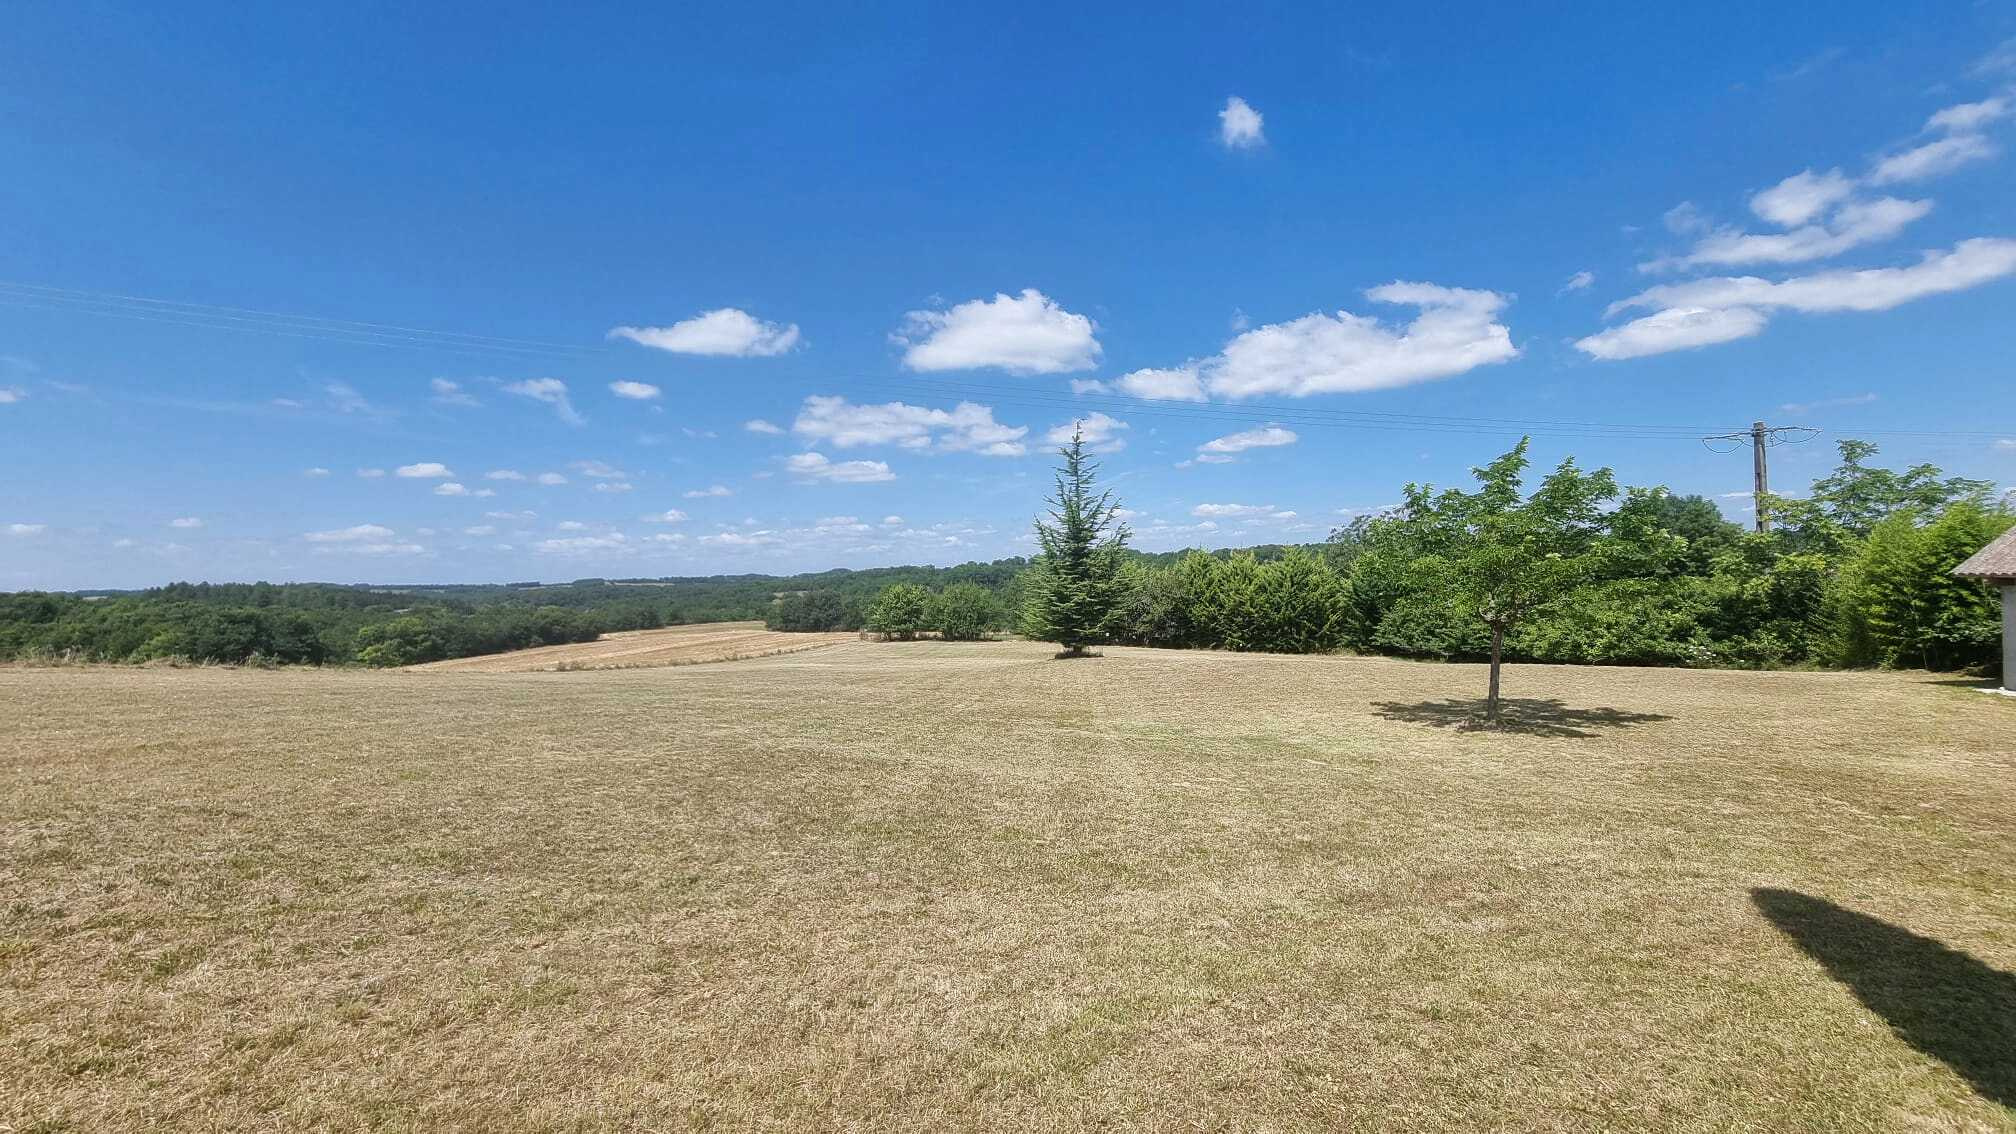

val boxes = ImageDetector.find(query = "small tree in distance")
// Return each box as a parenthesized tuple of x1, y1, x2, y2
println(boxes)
(1403, 438, 1618, 724)
(1022, 427, 1131, 658)
(932, 583, 998, 641)
(867, 582, 932, 640)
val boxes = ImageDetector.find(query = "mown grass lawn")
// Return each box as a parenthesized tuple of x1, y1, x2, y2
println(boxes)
(4, 641, 2013, 1131)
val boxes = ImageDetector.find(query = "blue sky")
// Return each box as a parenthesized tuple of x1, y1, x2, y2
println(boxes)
(3, 2, 2014, 589)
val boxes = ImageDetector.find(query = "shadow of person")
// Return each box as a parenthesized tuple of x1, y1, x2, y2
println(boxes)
(1369, 697, 1672, 738)
(1752, 888, 2016, 1107)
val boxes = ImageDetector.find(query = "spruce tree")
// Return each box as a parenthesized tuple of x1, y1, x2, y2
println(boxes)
(1022, 427, 1131, 657)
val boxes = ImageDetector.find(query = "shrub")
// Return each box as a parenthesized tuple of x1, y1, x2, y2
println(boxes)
(867, 583, 933, 640)
(931, 583, 997, 641)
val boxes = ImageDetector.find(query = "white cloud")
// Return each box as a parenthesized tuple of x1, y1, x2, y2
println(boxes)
(1191, 503, 1297, 520)
(435, 482, 470, 496)
(1045, 412, 1130, 452)
(556, 521, 589, 531)
(463, 525, 497, 536)
(168, 517, 203, 529)
(1614, 237, 2016, 315)
(1779, 392, 1878, 415)
(304, 523, 396, 543)
(536, 472, 568, 485)
(536, 533, 633, 555)
(882, 515, 904, 525)
(816, 515, 861, 528)
(593, 481, 634, 493)
(7, 522, 46, 535)
(430, 378, 479, 407)
(894, 289, 1100, 375)
(792, 395, 1028, 456)
(303, 467, 330, 478)
(700, 529, 786, 548)
(1926, 95, 2010, 135)
(609, 380, 661, 400)
(1750, 168, 1858, 227)
(1996, 438, 2016, 451)
(356, 468, 386, 478)
(1204, 283, 1518, 397)
(1560, 270, 1596, 294)
(610, 308, 801, 357)
(1579, 238, 2016, 360)
(1650, 196, 1932, 270)
(1105, 365, 1209, 402)
(1218, 96, 1265, 148)
(572, 459, 629, 480)
(396, 462, 454, 478)
(1199, 425, 1298, 455)
(1664, 202, 1712, 235)
(485, 469, 525, 481)
(744, 418, 785, 435)
(683, 485, 732, 498)
(0, 387, 27, 404)
(785, 451, 896, 483)
(1868, 134, 1998, 185)
(485, 509, 536, 520)
(1572, 306, 1772, 360)
(503, 378, 582, 424)
(642, 509, 688, 524)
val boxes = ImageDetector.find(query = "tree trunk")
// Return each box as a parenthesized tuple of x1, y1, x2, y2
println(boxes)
(1486, 624, 1504, 724)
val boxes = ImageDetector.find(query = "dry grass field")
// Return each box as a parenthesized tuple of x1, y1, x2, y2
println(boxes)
(405, 620, 856, 672)
(4, 642, 2015, 1131)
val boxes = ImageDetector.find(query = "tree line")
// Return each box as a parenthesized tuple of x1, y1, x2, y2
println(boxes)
(857, 433, 2011, 705)
(5, 436, 2006, 677)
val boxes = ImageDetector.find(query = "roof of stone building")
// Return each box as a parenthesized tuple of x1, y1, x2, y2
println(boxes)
(1953, 525, 2016, 580)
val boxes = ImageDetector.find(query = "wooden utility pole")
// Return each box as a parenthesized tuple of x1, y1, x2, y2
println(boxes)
(1701, 421, 1816, 531)
(1750, 420, 1770, 533)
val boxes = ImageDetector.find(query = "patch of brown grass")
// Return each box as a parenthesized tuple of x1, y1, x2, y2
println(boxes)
(3, 643, 2013, 1130)
(405, 621, 855, 672)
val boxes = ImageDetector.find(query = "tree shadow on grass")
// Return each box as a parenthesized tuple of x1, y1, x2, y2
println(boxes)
(1369, 697, 1672, 738)
(1753, 888, 2016, 1107)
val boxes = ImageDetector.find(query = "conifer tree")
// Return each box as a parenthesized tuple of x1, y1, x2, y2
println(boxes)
(1021, 427, 1131, 657)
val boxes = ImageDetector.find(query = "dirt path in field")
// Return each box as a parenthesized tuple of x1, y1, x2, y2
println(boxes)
(405, 621, 855, 672)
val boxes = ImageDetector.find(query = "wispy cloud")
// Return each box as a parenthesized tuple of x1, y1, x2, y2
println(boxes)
(1779, 392, 1878, 415)
(503, 378, 582, 424)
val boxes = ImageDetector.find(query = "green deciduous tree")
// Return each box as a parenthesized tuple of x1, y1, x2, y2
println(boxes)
(931, 583, 998, 641)
(1021, 428, 1131, 657)
(867, 582, 933, 640)
(1400, 438, 1619, 723)
(1828, 502, 2013, 672)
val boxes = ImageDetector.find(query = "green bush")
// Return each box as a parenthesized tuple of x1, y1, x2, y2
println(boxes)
(867, 583, 933, 640)
(931, 583, 997, 641)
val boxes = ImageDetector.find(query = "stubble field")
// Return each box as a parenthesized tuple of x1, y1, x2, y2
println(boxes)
(405, 620, 857, 672)
(4, 640, 2014, 1131)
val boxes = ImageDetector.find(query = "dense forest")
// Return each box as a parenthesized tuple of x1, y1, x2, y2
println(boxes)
(2, 439, 2008, 674)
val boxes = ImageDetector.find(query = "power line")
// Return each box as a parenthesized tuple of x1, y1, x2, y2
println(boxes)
(1701, 422, 1818, 532)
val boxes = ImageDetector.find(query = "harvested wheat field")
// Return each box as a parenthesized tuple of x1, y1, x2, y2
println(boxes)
(406, 620, 855, 672)
(5, 642, 2015, 1131)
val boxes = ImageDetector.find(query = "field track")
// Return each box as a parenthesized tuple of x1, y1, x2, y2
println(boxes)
(405, 620, 854, 672)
